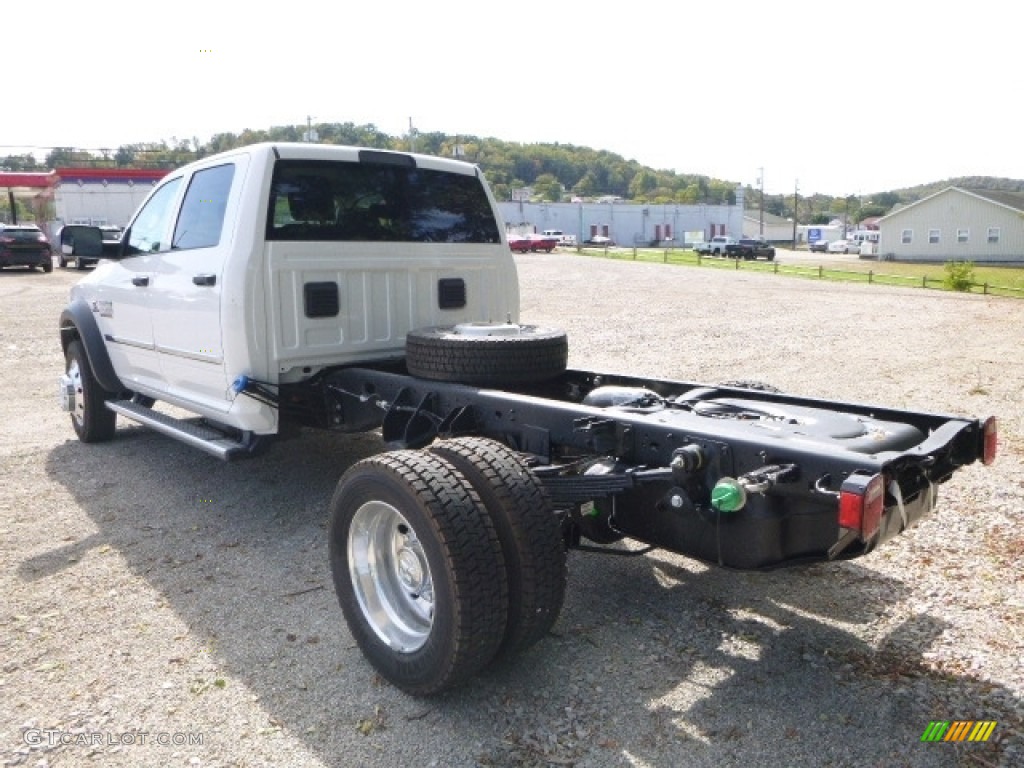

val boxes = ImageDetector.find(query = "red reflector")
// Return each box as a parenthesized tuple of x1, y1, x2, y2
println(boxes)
(982, 416, 997, 466)
(838, 491, 862, 531)
(861, 475, 885, 539)
(838, 473, 885, 540)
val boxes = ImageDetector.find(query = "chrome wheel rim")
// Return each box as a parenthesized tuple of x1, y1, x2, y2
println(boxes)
(67, 357, 85, 428)
(348, 501, 434, 653)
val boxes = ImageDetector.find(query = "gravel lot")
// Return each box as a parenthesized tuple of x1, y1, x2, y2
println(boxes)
(1, 252, 1021, 767)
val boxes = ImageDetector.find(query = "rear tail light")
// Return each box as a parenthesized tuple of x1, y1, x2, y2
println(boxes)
(982, 416, 997, 466)
(838, 473, 885, 540)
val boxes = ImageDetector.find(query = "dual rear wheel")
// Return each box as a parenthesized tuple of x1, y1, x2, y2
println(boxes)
(328, 438, 566, 695)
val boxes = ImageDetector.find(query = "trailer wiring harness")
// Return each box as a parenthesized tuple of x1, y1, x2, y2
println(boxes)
(231, 375, 279, 409)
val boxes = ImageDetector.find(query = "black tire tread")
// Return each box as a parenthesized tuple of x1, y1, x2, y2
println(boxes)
(406, 326, 568, 386)
(66, 339, 117, 442)
(329, 450, 508, 695)
(429, 437, 567, 660)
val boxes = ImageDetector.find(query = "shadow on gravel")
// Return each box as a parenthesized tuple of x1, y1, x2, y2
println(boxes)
(38, 426, 1014, 768)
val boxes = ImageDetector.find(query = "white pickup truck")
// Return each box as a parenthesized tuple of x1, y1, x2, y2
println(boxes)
(542, 229, 577, 247)
(59, 143, 523, 444)
(693, 235, 740, 257)
(58, 142, 995, 695)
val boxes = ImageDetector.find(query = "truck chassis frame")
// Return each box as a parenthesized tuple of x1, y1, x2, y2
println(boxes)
(282, 363, 992, 571)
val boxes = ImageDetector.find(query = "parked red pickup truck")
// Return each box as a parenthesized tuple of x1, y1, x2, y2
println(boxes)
(508, 233, 558, 253)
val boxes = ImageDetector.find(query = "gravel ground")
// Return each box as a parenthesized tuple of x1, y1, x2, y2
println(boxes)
(1, 252, 1021, 768)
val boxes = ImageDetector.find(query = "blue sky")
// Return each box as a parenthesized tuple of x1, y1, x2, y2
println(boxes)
(6, 0, 1016, 196)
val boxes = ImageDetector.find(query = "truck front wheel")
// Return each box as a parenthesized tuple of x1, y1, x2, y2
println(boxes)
(428, 437, 567, 661)
(328, 451, 508, 695)
(64, 339, 117, 443)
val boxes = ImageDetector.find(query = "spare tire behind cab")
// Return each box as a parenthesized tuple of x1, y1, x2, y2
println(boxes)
(405, 323, 568, 386)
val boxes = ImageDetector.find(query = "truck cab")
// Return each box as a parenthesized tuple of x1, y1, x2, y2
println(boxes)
(61, 143, 519, 436)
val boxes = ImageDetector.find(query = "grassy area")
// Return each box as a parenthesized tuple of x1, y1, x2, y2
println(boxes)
(572, 246, 1024, 298)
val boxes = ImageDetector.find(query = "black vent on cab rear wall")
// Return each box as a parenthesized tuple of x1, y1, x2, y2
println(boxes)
(304, 282, 340, 318)
(438, 278, 466, 309)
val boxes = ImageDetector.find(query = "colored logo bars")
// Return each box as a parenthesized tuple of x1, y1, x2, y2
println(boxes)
(921, 721, 997, 742)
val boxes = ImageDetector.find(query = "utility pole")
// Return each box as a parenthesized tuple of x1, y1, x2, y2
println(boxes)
(791, 179, 799, 251)
(757, 167, 764, 237)
(409, 117, 416, 153)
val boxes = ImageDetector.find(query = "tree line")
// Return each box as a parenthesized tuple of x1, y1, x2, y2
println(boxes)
(0, 124, 739, 207)
(4, 123, 1023, 222)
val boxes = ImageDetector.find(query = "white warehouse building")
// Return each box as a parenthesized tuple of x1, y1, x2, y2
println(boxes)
(54, 167, 168, 228)
(496, 188, 746, 248)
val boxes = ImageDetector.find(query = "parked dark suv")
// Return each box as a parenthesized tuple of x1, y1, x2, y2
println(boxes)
(0, 223, 52, 272)
(737, 238, 775, 261)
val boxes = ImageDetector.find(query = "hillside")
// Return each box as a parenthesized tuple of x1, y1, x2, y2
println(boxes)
(2, 123, 1020, 224)
(884, 176, 1024, 200)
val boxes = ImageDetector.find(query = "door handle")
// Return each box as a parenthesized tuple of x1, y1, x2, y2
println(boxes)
(132, 276, 149, 287)
(192, 274, 216, 286)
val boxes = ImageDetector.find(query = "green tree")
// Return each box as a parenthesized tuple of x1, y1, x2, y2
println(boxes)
(534, 173, 563, 202)
(651, 187, 675, 204)
(943, 261, 975, 292)
(114, 146, 136, 166)
(206, 132, 242, 154)
(858, 204, 888, 219)
(0, 154, 41, 171)
(873, 191, 900, 209)
(707, 180, 735, 205)
(675, 184, 700, 204)
(628, 170, 657, 200)
(573, 172, 598, 198)
(45, 147, 94, 167)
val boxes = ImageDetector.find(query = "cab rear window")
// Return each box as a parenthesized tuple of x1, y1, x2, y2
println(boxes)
(266, 158, 500, 244)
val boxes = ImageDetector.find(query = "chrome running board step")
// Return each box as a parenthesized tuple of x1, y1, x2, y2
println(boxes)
(105, 400, 248, 460)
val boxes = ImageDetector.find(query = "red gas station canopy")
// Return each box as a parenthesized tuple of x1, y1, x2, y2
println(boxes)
(0, 171, 57, 190)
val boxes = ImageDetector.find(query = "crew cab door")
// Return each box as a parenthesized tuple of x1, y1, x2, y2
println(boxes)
(148, 161, 241, 410)
(95, 176, 183, 393)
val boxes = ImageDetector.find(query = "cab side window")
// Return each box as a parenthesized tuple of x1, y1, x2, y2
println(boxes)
(172, 164, 235, 250)
(127, 178, 182, 254)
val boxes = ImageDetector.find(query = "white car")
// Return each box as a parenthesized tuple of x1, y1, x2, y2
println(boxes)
(827, 239, 856, 254)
